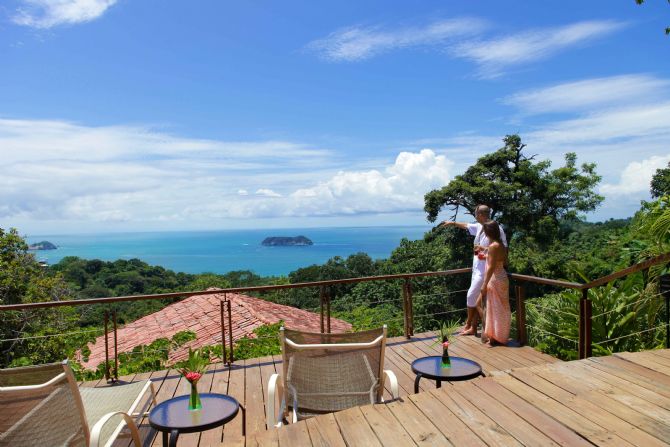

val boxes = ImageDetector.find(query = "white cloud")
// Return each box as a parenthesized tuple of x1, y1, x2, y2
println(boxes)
(12, 0, 117, 28)
(600, 155, 670, 196)
(307, 18, 487, 62)
(451, 20, 626, 78)
(283, 149, 452, 216)
(0, 118, 454, 228)
(255, 189, 282, 198)
(525, 101, 670, 146)
(502, 74, 670, 115)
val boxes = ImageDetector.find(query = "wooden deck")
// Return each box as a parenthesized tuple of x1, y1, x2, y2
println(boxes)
(247, 349, 670, 447)
(95, 331, 558, 446)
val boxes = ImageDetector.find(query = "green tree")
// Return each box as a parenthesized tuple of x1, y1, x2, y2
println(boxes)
(0, 228, 80, 366)
(424, 135, 603, 244)
(650, 162, 670, 198)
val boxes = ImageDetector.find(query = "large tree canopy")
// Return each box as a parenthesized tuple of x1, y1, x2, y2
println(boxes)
(424, 135, 603, 243)
(650, 161, 670, 198)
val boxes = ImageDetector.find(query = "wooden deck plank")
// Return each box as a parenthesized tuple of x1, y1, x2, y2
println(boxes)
(430, 383, 523, 446)
(360, 404, 417, 447)
(408, 390, 486, 446)
(588, 355, 670, 393)
(245, 357, 268, 436)
(532, 365, 670, 443)
(473, 380, 590, 446)
(276, 417, 312, 447)
(507, 367, 669, 447)
(334, 406, 383, 447)
(614, 351, 670, 373)
(492, 373, 624, 445)
(576, 361, 670, 407)
(556, 361, 670, 413)
(245, 427, 279, 447)
(305, 413, 347, 447)
(652, 348, 670, 360)
(454, 380, 558, 446)
(200, 363, 230, 446)
(220, 363, 246, 446)
(385, 399, 452, 446)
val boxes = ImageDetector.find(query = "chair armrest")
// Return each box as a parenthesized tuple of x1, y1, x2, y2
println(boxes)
(90, 411, 142, 447)
(267, 373, 285, 429)
(384, 370, 399, 400)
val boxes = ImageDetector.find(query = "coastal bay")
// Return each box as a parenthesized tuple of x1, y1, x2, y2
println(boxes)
(26, 226, 430, 276)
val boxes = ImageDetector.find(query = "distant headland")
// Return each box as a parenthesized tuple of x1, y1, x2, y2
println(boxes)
(261, 236, 313, 246)
(28, 241, 57, 250)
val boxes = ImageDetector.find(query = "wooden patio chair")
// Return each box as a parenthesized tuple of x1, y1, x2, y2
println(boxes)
(0, 360, 157, 447)
(267, 325, 399, 428)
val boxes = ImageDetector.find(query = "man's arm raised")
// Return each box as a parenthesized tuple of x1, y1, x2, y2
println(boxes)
(440, 221, 469, 230)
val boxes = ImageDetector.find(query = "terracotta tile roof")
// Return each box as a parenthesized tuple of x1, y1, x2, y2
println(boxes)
(81, 290, 351, 370)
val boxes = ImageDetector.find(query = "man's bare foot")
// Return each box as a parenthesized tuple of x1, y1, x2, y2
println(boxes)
(458, 325, 471, 334)
(460, 328, 476, 336)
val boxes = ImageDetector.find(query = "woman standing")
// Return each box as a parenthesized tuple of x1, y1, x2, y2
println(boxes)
(477, 220, 510, 346)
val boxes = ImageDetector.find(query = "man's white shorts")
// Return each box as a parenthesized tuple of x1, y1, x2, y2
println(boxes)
(467, 271, 484, 307)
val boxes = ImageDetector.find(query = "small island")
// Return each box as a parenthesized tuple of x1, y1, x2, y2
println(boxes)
(28, 241, 57, 250)
(261, 236, 313, 246)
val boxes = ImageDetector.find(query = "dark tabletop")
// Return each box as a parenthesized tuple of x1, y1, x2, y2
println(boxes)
(149, 393, 239, 433)
(411, 356, 482, 381)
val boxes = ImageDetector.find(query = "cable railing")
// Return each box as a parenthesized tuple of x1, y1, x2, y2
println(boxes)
(1, 253, 669, 383)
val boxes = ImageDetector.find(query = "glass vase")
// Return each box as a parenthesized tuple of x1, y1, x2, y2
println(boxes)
(189, 381, 202, 411)
(441, 338, 451, 368)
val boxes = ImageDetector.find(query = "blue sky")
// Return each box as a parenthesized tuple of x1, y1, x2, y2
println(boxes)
(1, 0, 669, 235)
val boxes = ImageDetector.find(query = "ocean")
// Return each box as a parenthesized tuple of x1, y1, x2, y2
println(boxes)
(26, 226, 432, 276)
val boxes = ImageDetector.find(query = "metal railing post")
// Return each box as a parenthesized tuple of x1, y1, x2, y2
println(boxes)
(112, 311, 118, 382)
(227, 299, 234, 364)
(319, 286, 326, 333)
(515, 282, 527, 346)
(103, 310, 110, 382)
(661, 274, 670, 349)
(402, 281, 409, 338)
(220, 300, 228, 365)
(326, 287, 331, 334)
(584, 297, 592, 358)
(406, 279, 414, 336)
(579, 288, 592, 359)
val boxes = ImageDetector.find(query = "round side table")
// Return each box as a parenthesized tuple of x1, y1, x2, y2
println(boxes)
(149, 393, 245, 447)
(411, 356, 483, 393)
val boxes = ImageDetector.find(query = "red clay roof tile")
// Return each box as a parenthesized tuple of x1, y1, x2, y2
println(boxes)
(82, 290, 351, 370)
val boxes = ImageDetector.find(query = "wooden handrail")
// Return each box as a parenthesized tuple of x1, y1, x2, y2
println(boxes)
(2, 253, 668, 312)
(509, 273, 582, 289)
(0, 268, 472, 311)
(580, 252, 670, 290)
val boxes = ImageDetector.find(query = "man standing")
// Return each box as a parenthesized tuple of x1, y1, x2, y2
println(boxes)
(441, 205, 507, 335)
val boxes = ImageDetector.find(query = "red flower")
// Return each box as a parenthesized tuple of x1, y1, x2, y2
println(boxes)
(185, 371, 202, 383)
(442, 341, 450, 348)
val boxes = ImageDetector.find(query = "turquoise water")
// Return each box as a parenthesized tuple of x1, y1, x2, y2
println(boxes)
(26, 226, 431, 276)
